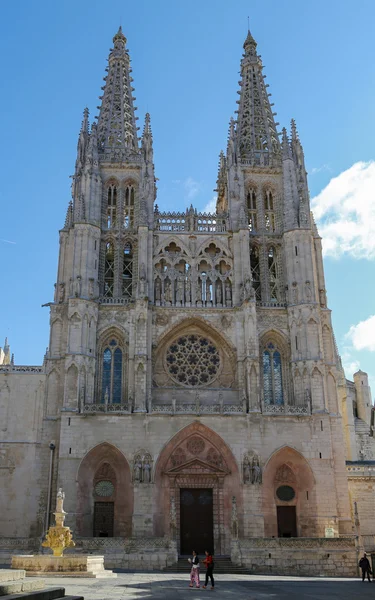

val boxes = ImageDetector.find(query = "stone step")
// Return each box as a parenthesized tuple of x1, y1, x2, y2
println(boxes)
(0, 587, 65, 600)
(55, 597, 84, 600)
(0, 570, 26, 583)
(0, 578, 45, 596)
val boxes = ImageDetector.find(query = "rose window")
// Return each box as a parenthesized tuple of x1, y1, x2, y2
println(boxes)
(166, 334, 220, 386)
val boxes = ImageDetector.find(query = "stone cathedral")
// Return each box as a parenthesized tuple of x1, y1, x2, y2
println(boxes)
(1, 28, 375, 576)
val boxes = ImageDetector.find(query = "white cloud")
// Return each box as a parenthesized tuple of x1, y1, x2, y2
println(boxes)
(311, 161, 375, 258)
(310, 164, 332, 175)
(341, 346, 361, 379)
(202, 196, 217, 214)
(346, 314, 375, 352)
(183, 177, 201, 200)
(0, 239, 16, 244)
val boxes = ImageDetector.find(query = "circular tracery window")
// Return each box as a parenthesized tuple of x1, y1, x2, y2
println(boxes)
(165, 334, 220, 387)
(94, 480, 114, 497)
(276, 485, 295, 501)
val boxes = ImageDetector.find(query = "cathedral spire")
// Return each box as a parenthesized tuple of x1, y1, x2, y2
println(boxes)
(97, 27, 139, 158)
(235, 29, 281, 166)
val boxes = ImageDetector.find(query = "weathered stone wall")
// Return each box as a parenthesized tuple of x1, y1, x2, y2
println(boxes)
(232, 538, 358, 577)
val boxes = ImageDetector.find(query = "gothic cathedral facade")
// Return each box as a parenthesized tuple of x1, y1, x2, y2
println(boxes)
(0, 28, 374, 575)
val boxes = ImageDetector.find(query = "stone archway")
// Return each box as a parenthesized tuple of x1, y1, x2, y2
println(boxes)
(262, 446, 317, 537)
(154, 422, 241, 555)
(76, 442, 133, 537)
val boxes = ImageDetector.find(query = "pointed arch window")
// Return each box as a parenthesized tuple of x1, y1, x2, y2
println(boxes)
(263, 342, 284, 405)
(124, 185, 135, 228)
(247, 189, 257, 232)
(107, 185, 117, 228)
(101, 339, 122, 404)
(250, 246, 261, 301)
(104, 242, 114, 297)
(268, 246, 279, 301)
(264, 189, 275, 232)
(122, 243, 133, 297)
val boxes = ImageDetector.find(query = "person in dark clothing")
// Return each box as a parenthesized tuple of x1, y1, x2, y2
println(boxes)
(202, 549, 215, 590)
(359, 552, 372, 582)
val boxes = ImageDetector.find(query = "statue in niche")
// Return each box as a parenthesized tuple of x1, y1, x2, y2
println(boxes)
(185, 279, 191, 303)
(252, 456, 262, 484)
(176, 277, 184, 303)
(133, 457, 142, 483)
(243, 456, 251, 484)
(225, 281, 232, 304)
(143, 458, 151, 483)
(164, 281, 171, 304)
(305, 281, 312, 302)
(206, 286, 211, 303)
(242, 278, 253, 301)
(155, 278, 161, 302)
(69, 278, 74, 297)
(58, 283, 65, 303)
(304, 388, 312, 409)
(139, 263, 147, 297)
(319, 288, 327, 308)
(196, 281, 202, 304)
(73, 276, 82, 298)
(216, 281, 222, 304)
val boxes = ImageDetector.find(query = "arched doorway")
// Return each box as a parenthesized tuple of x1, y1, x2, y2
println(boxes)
(154, 422, 241, 555)
(262, 446, 317, 537)
(76, 442, 133, 537)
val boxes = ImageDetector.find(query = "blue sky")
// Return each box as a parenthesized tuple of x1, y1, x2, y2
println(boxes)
(1, 0, 375, 393)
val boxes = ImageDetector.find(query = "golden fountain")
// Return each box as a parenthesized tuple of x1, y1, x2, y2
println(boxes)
(42, 488, 75, 557)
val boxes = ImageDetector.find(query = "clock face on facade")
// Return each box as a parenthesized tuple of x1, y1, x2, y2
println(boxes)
(94, 480, 114, 497)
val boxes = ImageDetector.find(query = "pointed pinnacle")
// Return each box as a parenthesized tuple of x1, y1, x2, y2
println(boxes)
(291, 118, 298, 140)
(243, 28, 257, 50)
(113, 25, 126, 44)
(81, 107, 89, 133)
(281, 127, 291, 160)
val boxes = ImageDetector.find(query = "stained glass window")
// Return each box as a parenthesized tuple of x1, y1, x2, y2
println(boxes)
(263, 343, 284, 405)
(101, 340, 123, 404)
(166, 334, 220, 387)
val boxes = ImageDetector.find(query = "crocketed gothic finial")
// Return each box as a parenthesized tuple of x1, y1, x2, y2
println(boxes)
(113, 25, 127, 44)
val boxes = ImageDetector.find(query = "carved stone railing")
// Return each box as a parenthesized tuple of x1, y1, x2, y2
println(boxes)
(235, 537, 355, 549)
(154, 210, 228, 233)
(152, 403, 245, 415)
(98, 296, 132, 305)
(262, 404, 310, 416)
(346, 463, 375, 477)
(82, 403, 130, 414)
(0, 365, 44, 374)
(256, 301, 287, 308)
(239, 152, 282, 169)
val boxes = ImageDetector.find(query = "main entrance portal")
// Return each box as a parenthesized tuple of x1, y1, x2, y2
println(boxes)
(180, 488, 214, 555)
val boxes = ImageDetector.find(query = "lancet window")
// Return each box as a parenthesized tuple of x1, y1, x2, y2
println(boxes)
(122, 243, 133, 297)
(264, 189, 275, 232)
(247, 189, 257, 232)
(250, 246, 261, 301)
(263, 342, 284, 405)
(107, 185, 117, 228)
(268, 246, 279, 301)
(101, 338, 123, 404)
(124, 185, 135, 228)
(104, 242, 115, 297)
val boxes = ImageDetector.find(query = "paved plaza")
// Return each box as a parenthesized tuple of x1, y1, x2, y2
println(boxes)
(42, 573, 374, 599)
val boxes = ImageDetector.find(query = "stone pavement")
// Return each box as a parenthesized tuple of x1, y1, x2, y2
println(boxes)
(42, 573, 375, 599)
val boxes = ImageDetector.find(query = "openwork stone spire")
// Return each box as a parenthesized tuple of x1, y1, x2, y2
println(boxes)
(235, 29, 281, 167)
(97, 27, 139, 159)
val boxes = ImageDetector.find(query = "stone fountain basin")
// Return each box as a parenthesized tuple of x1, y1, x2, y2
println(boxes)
(11, 554, 117, 578)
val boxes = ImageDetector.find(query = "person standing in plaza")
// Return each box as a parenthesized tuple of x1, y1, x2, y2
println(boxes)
(202, 550, 215, 590)
(359, 552, 372, 582)
(188, 550, 200, 588)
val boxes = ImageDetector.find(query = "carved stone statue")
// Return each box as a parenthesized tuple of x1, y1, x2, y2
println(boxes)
(243, 278, 253, 301)
(176, 277, 184, 303)
(56, 488, 65, 514)
(196, 281, 202, 304)
(305, 281, 312, 302)
(319, 288, 327, 308)
(143, 459, 151, 483)
(139, 263, 147, 297)
(243, 457, 251, 484)
(58, 283, 65, 303)
(252, 457, 262, 484)
(73, 276, 82, 298)
(185, 279, 191, 303)
(216, 281, 222, 304)
(155, 278, 161, 302)
(134, 459, 142, 483)
(164, 281, 171, 303)
(88, 279, 94, 299)
(225, 281, 232, 304)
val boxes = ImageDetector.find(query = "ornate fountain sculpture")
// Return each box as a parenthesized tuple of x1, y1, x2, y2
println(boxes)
(42, 488, 75, 557)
